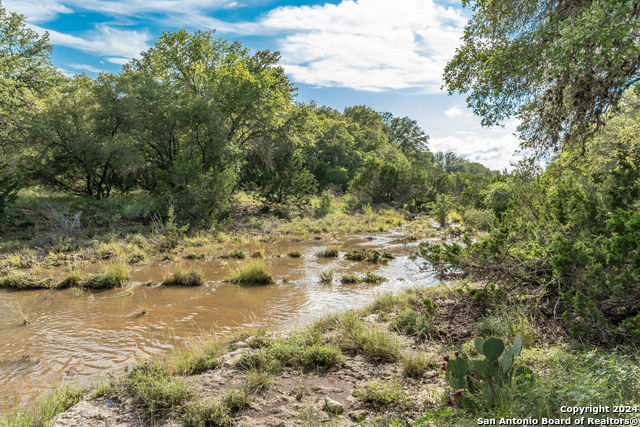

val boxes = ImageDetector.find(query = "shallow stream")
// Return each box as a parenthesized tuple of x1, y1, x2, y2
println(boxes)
(0, 233, 436, 412)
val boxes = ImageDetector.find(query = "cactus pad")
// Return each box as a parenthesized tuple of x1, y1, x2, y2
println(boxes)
(482, 337, 505, 361)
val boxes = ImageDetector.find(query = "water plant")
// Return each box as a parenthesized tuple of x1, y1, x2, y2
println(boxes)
(318, 268, 334, 283)
(362, 271, 386, 283)
(224, 260, 275, 286)
(227, 250, 246, 259)
(344, 249, 394, 263)
(340, 274, 360, 284)
(162, 268, 205, 286)
(315, 246, 339, 258)
(287, 250, 302, 258)
(83, 264, 130, 289)
(0, 273, 55, 290)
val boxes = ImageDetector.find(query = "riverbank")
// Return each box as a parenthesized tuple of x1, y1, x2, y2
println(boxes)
(3, 283, 639, 427)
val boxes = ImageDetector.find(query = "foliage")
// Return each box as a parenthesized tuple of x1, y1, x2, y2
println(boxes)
(315, 246, 339, 258)
(182, 399, 232, 427)
(162, 268, 205, 286)
(444, 0, 640, 157)
(344, 248, 394, 263)
(444, 336, 532, 410)
(352, 380, 410, 412)
(318, 269, 333, 283)
(391, 308, 434, 341)
(224, 260, 274, 286)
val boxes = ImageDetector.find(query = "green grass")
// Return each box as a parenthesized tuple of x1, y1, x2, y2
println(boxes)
(227, 250, 246, 259)
(162, 268, 205, 286)
(224, 260, 275, 286)
(0, 273, 55, 290)
(362, 271, 387, 283)
(221, 388, 250, 412)
(315, 246, 339, 258)
(165, 339, 223, 375)
(287, 250, 303, 258)
(182, 399, 232, 427)
(245, 368, 274, 392)
(400, 353, 435, 378)
(326, 311, 400, 362)
(0, 383, 86, 427)
(391, 308, 434, 341)
(340, 274, 360, 284)
(83, 264, 130, 289)
(123, 361, 194, 418)
(344, 249, 395, 263)
(352, 380, 411, 412)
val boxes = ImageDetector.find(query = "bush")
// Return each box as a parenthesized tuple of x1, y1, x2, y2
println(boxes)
(224, 260, 274, 286)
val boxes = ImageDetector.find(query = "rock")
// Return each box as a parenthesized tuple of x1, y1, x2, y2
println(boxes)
(323, 397, 343, 414)
(231, 341, 248, 349)
(218, 348, 249, 367)
(349, 409, 368, 421)
(378, 413, 405, 427)
(423, 370, 438, 379)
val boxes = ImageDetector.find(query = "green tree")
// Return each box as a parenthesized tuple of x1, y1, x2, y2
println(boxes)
(29, 74, 141, 199)
(444, 0, 640, 157)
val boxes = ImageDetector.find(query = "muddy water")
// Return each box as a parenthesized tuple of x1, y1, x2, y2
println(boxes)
(0, 234, 434, 412)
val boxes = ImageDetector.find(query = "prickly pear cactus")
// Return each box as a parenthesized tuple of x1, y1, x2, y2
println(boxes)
(444, 335, 533, 409)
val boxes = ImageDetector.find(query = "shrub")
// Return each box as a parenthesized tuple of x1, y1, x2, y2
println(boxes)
(224, 260, 274, 286)
(162, 269, 204, 286)
(182, 400, 231, 427)
(316, 246, 339, 258)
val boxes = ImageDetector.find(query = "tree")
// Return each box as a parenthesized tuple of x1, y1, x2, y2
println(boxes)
(444, 0, 640, 158)
(29, 74, 141, 199)
(381, 112, 432, 166)
(0, 2, 60, 217)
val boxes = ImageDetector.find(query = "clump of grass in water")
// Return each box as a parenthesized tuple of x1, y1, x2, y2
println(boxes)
(183, 252, 205, 260)
(0, 273, 55, 290)
(318, 268, 333, 283)
(344, 249, 395, 263)
(340, 274, 360, 284)
(287, 250, 302, 258)
(362, 271, 387, 284)
(225, 260, 275, 286)
(251, 248, 266, 259)
(162, 268, 204, 286)
(2, 299, 31, 325)
(83, 264, 130, 289)
(315, 246, 339, 258)
(227, 249, 246, 259)
(58, 272, 83, 289)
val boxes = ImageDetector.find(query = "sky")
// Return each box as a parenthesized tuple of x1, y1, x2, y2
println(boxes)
(6, 0, 523, 170)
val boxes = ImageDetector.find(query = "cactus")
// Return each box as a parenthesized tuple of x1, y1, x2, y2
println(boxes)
(444, 335, 533, 409)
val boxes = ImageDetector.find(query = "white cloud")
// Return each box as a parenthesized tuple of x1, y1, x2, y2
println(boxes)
(430, 134, 523, 170)
(29, 24, 151, 59)
(251, 0, 466, 92)
(106, 57, 130, 65)
(3, 0, 73, 23)
(454, 130, 475, 135)
(68, 63, 104, 73)
(444, 105, 463, 117)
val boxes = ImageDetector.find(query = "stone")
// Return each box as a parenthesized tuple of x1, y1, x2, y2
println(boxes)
(231, 341, 248, 349)
(349, 409, 368, 421)
(423, 370, 438, 379)
(323, 397, 343, 414)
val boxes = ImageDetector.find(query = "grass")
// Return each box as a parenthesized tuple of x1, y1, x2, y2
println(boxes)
(162, 268, 205, 286)
(245, 368, 274, 392)
(221, 388, 251, 412)
(340, 274, 360, 284)
(123, 361, 194, 418)
(182, 399, 232, 427)
(227, 250, 246, 259)
(287, 250, 303, 258)
(0, 273, 55, 290)
(344, 249, 395, 263)
(318, 268, 334, 283)
(315, 246, 339, 258)
(0, 383, 86, 427)
(391, 308, 434, 341)
(352, 380, 410, 412)
(165, 339, 223, 375)
(83, 264, 130, 289)
(224, 260, 275, 286)
(340, 272, 386, 284)
(400, 353, 435, 378)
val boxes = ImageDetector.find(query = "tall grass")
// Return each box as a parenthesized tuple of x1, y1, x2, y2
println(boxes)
(83, 263, 129, 289)
(162, 267, 205, 286)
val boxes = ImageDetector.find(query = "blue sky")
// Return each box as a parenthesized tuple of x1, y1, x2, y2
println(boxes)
(6, 0, 522, 170)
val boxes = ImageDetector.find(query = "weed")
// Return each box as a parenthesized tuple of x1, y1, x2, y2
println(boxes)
(344, 249, 394, 263)
(251, 248, 265, 259)
(228, 250, 246, 259)
(0, 274, 55, 290)
(318, 268, 334, 283)
(315, 246, 339, 258)
(287, 250, 302, 258)
(182, 399, 231, 427)
(224, 260, 275, 286)
(329, 312, 400, 362)
(166, 339, 222, 375)
(2, 299, 31, 325)
(296, 371, 310, 401)
(391, 308, 434, 341)
(162, 268, 205, 286)
(58, 272, 83, 289)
